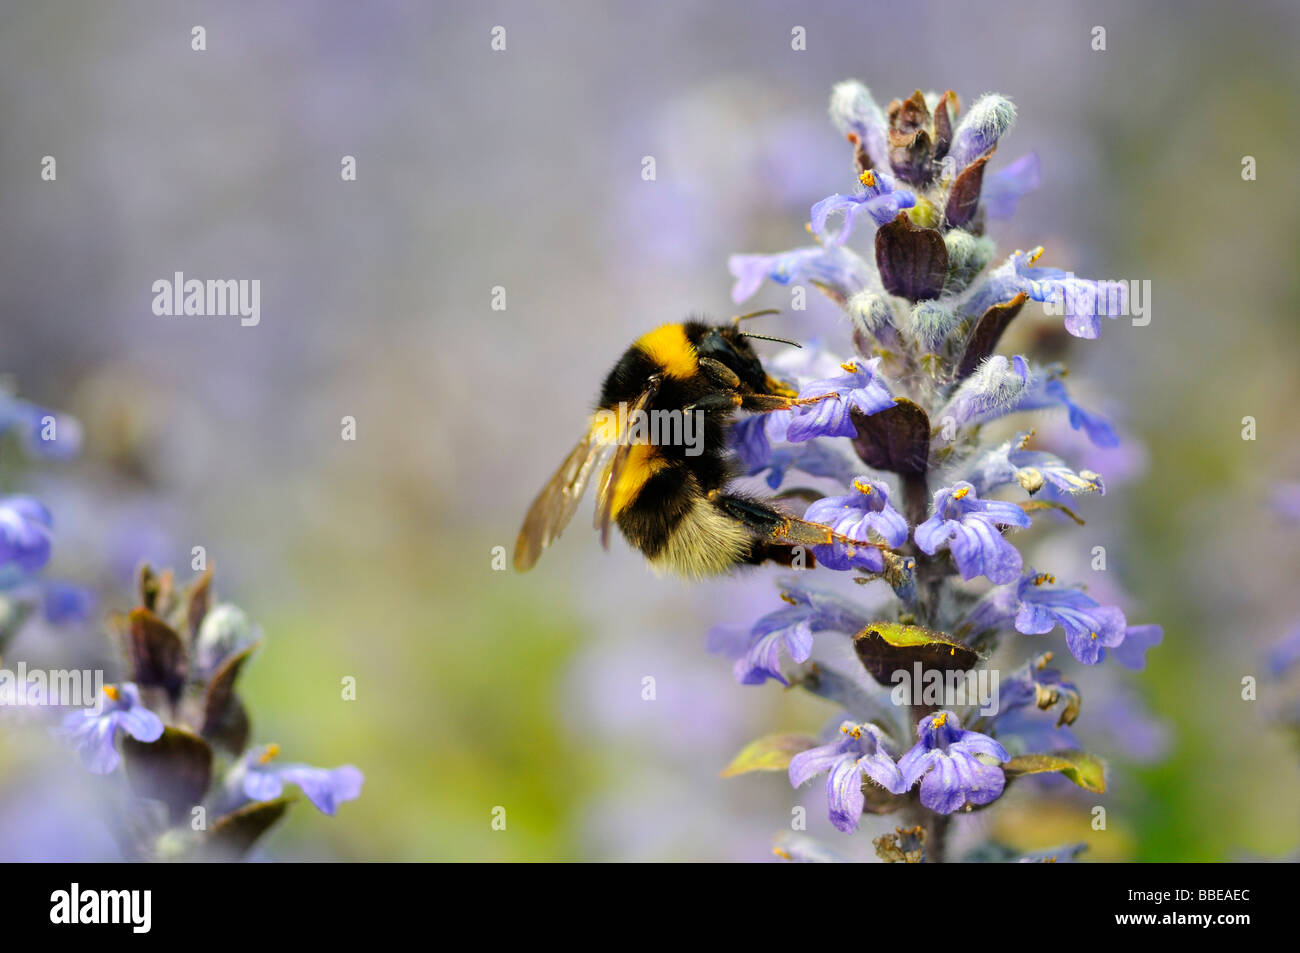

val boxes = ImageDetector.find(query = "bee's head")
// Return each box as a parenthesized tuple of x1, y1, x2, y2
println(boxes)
(692, 321, 799, 397)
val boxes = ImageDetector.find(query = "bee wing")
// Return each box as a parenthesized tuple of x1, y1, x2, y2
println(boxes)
(594, 376, 662, 549)
(513, 426, 614, 571)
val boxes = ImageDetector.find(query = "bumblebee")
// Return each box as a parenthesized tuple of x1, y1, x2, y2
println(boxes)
(514, 313, 854, 578)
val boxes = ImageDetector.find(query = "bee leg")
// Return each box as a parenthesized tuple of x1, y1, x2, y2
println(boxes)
(708, 490, 888, 552)
(738, 391, 839, 413)
(698, 356, 741, 389)
(682, 392, 743, 414)
(708, 492, 832, 546)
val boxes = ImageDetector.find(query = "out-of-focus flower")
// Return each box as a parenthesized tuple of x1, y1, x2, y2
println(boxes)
(0, 393, 84, 461)
(0, 496, 54, 574)
(981, 153, 1040, 219)
(1111, 624, 1164, 670)
(789, 721, 905, 833)
(41, 580, 95, 625)
(914, 482, 1031, 584)
(898, 711, 1008, 814)
(1273, 484, 1300, 524)
(61, 683, 164, 775)
(1015, 372, 1120, 448)
(196, 602, 260, 674)
(1265, 626, 1300, 678)
(728, 245, 873, 305)
(235, 743, 364, 816)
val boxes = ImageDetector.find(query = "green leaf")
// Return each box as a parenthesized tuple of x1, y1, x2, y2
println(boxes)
(1003, 750, 1106, 793)
(721, 733, 818, 778)
(853, 622, 979, 686)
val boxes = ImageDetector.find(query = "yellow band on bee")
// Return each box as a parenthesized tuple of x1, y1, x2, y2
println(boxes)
(636, 324, 698, 379)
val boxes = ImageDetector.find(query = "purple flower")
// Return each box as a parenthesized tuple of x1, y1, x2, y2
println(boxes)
(803, 478, 908, 571)
(1110, 624, 1163, 670)
(42, 580, 95, 625)
(757, 443, 859, 491)
(728, 245, 873, 305)
(61, 684, 164, 775)
(729, 414, 776, 473)
(960, 582, 1023, 637)
(785, 358, 894, 442)
(996, 654, 1080, 726)
(914, 482, 1031, 584)
(964, 432, 1105, 498)
(898, 711, 1009, 814)
(1266, 626, 1300, 678)
(0, 496, 53, 574)
(734, 583, 871, 685)
(982, 153, 1041, 220)
(962, 248, 1128, 340)
(1273, 483, 1300, 524)
(1014, 572, 1127, 665)
(789, 721, 905, 833)
(1015, 372, 1120, 448)
(0, 395, 83, 461)
(238, 743, 364, 816)
(809, 169, 916, 246)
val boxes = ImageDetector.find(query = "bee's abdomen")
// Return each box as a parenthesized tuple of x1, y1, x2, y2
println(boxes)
(615, 465, 695, 558)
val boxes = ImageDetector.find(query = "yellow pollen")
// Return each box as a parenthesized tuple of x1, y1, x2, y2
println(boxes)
(932, 712, 948, 728)
(952, 486, 970, 500)
(102, 685, 120, 702)
(779, 592, 798, 605)
(804, 222, 814, 233)
(773, 847, 792, 860)
(859, 169, 876, 188)
(840, 361, 859, 373)
(852, 479, 874, 495)
(1029, 246, 1045, 263)
(849, 726, 863, 739)
(1090, 631, 1098, 640)
(258, 743, 281, 765)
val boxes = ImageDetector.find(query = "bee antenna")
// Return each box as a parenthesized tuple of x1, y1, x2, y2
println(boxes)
(738, 332, 801, 348)
(730, 308, 781, 326)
